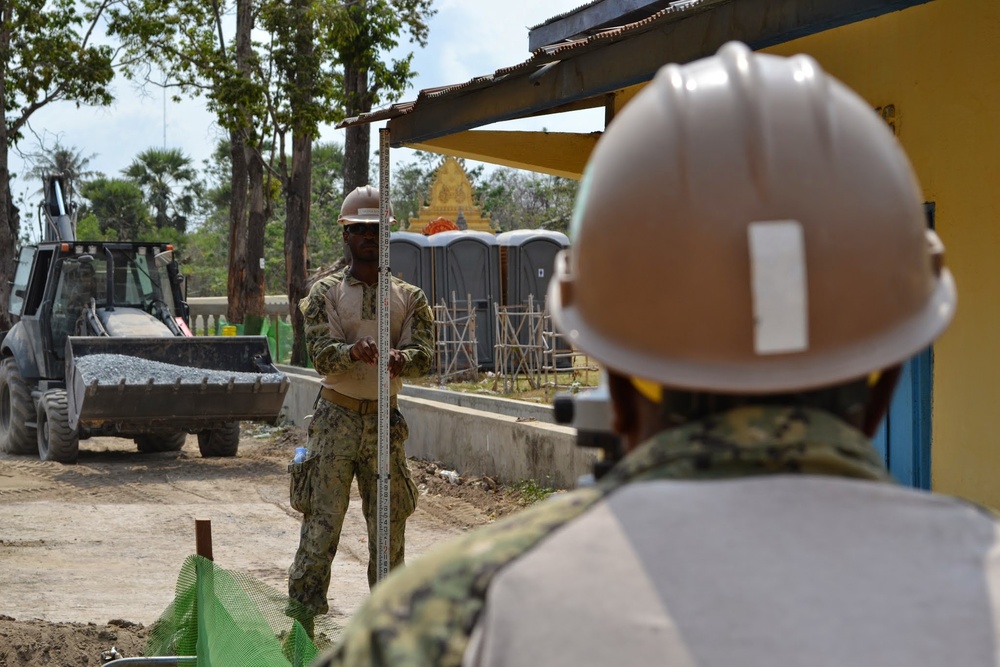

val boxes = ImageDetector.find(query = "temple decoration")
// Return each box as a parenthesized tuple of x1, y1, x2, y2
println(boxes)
(408, 156, 492, 233)
(422, 216, 460, 236)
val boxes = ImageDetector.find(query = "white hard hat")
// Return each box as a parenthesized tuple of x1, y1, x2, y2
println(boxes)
(339, 185, 394, 225)
(549, 42, 955, 393)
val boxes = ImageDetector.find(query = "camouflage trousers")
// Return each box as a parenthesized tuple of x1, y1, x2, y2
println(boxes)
(287, 396, 418, 616)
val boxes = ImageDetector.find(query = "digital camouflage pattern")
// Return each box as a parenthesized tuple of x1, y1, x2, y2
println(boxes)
(288, 400, 418, 613)
(314, 405, 894, 667)
(288, 268, 433, 617)
(300, 269, 434, 379)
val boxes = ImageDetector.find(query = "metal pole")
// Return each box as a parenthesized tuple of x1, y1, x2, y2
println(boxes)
(375, 127, 392, 583)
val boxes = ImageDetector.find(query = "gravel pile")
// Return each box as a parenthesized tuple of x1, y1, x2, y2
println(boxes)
(75, 353, 286, 386)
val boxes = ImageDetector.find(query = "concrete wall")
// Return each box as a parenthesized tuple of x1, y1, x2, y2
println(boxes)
(400, 384, 556, 423)
(765, 0, 1000, 506)
(276, 365, 595, 489)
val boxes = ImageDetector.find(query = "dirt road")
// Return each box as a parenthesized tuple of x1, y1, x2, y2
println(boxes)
(0, 424, 529, 666)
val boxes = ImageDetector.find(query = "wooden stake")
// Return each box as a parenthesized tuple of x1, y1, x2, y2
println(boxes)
(195, 519, 214, 561)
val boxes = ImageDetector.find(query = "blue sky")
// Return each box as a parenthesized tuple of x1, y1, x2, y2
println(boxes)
(9, 0, 601, 211)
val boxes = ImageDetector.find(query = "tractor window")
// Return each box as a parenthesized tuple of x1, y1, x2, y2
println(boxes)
(134, 254, 172, 308)
(103, 251, 144, 307)
(51, 259, 98, 359)
(91, 249, 176, 313)
(9, 246, 35, 317)
(57, 248, 176, 319)
(21, 248, 53, 317)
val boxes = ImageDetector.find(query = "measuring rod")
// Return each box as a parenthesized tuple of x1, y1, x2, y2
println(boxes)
(376, 127, 392, 583)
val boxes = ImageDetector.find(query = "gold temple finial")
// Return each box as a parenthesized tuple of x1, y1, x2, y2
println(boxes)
(408, 156, 492, 234)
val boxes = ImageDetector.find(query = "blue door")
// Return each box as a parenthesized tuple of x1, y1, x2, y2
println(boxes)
(871, 202, 936, 489)
(871, 349, 933, 489)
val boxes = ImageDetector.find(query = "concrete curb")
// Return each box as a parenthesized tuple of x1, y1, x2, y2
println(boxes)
(275, 365, 595, 489)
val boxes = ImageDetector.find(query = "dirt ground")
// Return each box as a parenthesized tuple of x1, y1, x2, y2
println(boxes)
(0, 423, 543, 666)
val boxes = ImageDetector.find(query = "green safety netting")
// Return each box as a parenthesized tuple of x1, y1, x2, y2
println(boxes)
(146, 555, 341, 667)
(210, 315, 300, 366)
(259, 316, 294, 365)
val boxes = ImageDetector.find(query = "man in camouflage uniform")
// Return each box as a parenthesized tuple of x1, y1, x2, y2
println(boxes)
(314, 44, 1000, 667)
(287, 185, 433, 623)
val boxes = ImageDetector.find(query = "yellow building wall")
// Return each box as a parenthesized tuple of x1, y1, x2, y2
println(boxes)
(765, 0, 1000, 507)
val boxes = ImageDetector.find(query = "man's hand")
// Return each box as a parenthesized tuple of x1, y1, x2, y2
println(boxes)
(350, 336, 378, 365)
(388, 350, 406, 378)
(350, 339, 405, 376)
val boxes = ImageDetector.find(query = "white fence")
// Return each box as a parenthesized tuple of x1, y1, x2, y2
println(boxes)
(187, 296, 291, 336)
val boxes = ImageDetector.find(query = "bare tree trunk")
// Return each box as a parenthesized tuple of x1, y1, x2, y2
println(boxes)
(283, 0, 316, 366)
(245, 147, 267, 324)
(343, 64, 372, 195)
(0, 166, 13, 332)
(286, 134, 311, 366)
(226, 0, 254, 325)
(0, 2, 14, 331)
(227, 131, 249, 325)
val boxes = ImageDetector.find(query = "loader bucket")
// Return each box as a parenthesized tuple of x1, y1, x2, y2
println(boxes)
(65, 336, 290, 432)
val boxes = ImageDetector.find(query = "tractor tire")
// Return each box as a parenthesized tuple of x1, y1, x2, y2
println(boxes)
(37, 390, 79, 464)
(135, 432, 188, 453)
(0, 356, 38, 454)
(198, 421, 240, 458)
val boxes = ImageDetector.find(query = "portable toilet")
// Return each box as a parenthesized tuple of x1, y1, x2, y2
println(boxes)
(428, 230, 500, 370)
(496, 230, 572, 368)
(496, 230, 569, 307)
(389, 232, 434, 301)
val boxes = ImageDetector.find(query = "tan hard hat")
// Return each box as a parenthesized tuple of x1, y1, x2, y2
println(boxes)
(338, 185, 394, 225)
(549, 41, 956, 393)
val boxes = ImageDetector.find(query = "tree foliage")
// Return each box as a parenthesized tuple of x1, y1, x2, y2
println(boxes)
(2, 0, 117, 142)
(307, 141, 346, 269)
(107, 0, 267, 135)
(478, 170, 578, 233)
(24, 141, 99, 204)
(0, 0, 117, 328)
(122, 148, 203, 233)
(107, 0, 272, 328)
(185, 138, 347, 298)
(257, 0, 354, 365)
(335, 0, 435, 193)
(391, 153, 578, 234)
(78, 177, 154, 241)
(391, 150, 438, 228)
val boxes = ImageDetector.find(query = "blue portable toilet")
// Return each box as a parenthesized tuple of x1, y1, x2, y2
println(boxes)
(496, 230, 572, 369)
(428, 231, 500, 370)
(389, 232, 434, 301)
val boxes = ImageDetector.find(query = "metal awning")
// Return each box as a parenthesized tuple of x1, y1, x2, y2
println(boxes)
(527, 0, 687, 51)
(339, 0, 933, 178)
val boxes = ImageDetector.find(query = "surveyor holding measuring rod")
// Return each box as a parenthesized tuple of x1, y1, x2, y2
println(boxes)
(287, 183, 434, 633)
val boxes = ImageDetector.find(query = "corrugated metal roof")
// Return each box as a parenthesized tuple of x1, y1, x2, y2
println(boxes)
(339, 0, 934, 151)
(528, 0, 692, 49)
(529, 0, 600, 30)
(336, 0, 712, 131)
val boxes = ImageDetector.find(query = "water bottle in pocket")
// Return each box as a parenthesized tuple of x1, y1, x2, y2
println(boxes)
(288, 448, 317, 513)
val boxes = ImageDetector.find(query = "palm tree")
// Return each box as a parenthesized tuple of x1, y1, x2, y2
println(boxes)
(25, 141, 99, 205)
(123, 148, 203, 233)
(79, 178, 154, 241)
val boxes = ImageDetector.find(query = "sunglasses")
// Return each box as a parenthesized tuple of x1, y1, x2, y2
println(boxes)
(347, 224, 380, 236)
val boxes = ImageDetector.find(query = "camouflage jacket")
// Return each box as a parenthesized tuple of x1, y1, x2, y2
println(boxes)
(314, 405, 893, 667)
(300, 269, 434, 379)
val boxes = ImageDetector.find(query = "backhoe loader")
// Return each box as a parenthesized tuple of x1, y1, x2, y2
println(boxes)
(0, 175, 288, 463)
